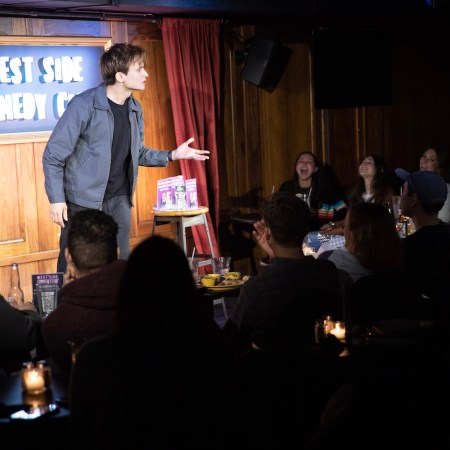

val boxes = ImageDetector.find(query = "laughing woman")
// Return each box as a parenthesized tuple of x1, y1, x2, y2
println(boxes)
(279, 151, 347, 231)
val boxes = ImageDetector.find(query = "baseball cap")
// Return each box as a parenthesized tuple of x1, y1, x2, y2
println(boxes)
(395, 168, 447, 207)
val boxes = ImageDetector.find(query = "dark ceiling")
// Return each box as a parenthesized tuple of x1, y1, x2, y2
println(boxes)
(0, 0, 446, 23)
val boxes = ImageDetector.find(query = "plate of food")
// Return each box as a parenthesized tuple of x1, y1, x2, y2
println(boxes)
(199, 273, 250, 291)
(206, 279, 244, 291)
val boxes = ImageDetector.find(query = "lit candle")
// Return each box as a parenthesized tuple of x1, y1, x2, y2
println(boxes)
(329, 321, 346, 341)
(22, 367, 46, 395)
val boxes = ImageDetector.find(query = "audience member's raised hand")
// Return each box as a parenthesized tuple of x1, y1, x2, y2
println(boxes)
(252, 219, 274, 258)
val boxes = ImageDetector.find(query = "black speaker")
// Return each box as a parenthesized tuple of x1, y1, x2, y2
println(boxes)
(313, 29, 392, 109)
(240, 36, 292, 91)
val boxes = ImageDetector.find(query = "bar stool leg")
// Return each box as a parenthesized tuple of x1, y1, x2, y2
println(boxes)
(213, 297, 228, 320)
(180, 218, 188, 256)
(202, 214, 216, 258)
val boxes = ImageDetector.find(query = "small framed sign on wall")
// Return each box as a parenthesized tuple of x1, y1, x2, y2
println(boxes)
(0, 36, 111, 144)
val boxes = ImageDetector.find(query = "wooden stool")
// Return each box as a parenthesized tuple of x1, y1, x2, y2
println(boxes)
(152, 206, 216, 262)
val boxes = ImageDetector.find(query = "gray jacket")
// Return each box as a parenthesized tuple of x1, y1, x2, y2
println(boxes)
(43, 82, 169, 208)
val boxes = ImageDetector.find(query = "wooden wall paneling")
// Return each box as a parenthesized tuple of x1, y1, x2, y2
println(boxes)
(220, 26, 264, 274)
(0, 17, 14, 35)
(0, 144, 28, 259)
(221, 28, 245, 212)
(238, 26, 262, 212)
(241, 82, 263, 207)
(363, 106, 388, 157)
(127, 21, 163, 41)
(325, 108, 360, 190)
(109, 21, 128, 45)
(26, 18, 45, 35)
(131, 37, 179, 251)
(12, 17, 27, 35)
(222, 26, 263, 214)
(0, 142, 43, 301)
(20, 143, 40, 254)
(260, 42, 314, 197)
(33, 142, 60, 254)
(388, 44, 450, 173)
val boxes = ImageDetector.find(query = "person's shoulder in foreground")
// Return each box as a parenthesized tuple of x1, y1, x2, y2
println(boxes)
(0, 294, 42, 374)
(224, 191, 340, 355)
(70, 235, 239, 449)
(41, 209, 122, 375)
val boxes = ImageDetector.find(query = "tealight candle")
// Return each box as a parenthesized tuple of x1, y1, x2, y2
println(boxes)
(329, 321, 346, 341)
(21, 365, 46, 395)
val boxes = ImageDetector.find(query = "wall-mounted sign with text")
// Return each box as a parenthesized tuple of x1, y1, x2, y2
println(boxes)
(0, 36, 111, 143)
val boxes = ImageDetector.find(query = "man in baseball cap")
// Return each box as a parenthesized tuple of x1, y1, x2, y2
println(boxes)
(395, 168, 450, 302)
(395, 168, 447, 214)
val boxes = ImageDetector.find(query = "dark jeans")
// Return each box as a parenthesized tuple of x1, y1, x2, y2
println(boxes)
(57, 195, 132, 273)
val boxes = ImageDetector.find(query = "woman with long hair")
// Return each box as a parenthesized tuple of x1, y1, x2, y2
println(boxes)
(328, 154, 395, 234)
(318, 202, 405, 327)
(279, 151, 347, 231)
(348, 154, 394, 207)
(419, 146, 450, 223)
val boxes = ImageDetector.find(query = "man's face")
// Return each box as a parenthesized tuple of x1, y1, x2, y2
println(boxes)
(122, 59, 148, 91)
(400, 181, 415, 216)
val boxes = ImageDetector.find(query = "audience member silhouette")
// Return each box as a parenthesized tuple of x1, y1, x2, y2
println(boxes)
(41, 209, 126, 376)
(318, 202, 404, 327)
(223, 192, 344, 449)
(225, 191, 341, 358)
(0, 294, 42, 374)
(70, 236, 239, 450)
(305, 363, 449, 450)
(396, 168, 450, 319)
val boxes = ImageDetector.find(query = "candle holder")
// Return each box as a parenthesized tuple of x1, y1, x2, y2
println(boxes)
(329, 321, 346, 341)
(323, 315, 334, 334)
(21, 362, 46, 395)
(22, 391, 50, 407)
(36, 360, 52, 390)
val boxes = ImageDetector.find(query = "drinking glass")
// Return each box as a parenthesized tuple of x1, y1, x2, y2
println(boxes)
(212, 257, 231, 275)
(187, 257, 200, 282)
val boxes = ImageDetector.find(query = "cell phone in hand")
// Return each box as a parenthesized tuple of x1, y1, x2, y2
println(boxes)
(9, 403, 59, 421)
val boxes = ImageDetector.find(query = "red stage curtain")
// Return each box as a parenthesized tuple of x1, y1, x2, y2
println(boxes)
(162, 18, 221, 258)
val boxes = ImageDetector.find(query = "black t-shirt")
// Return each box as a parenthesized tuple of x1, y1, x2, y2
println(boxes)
(104, 98, 131, 200)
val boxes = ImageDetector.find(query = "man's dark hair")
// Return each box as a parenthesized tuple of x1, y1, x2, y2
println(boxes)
(100, 43, 147, 86)
(261, 191, 311, 247)
(67, 209, 118, 271)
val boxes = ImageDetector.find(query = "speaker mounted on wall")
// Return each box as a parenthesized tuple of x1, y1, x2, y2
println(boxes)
(240, 36, 292, 92)
(312, 28, 393, 109)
